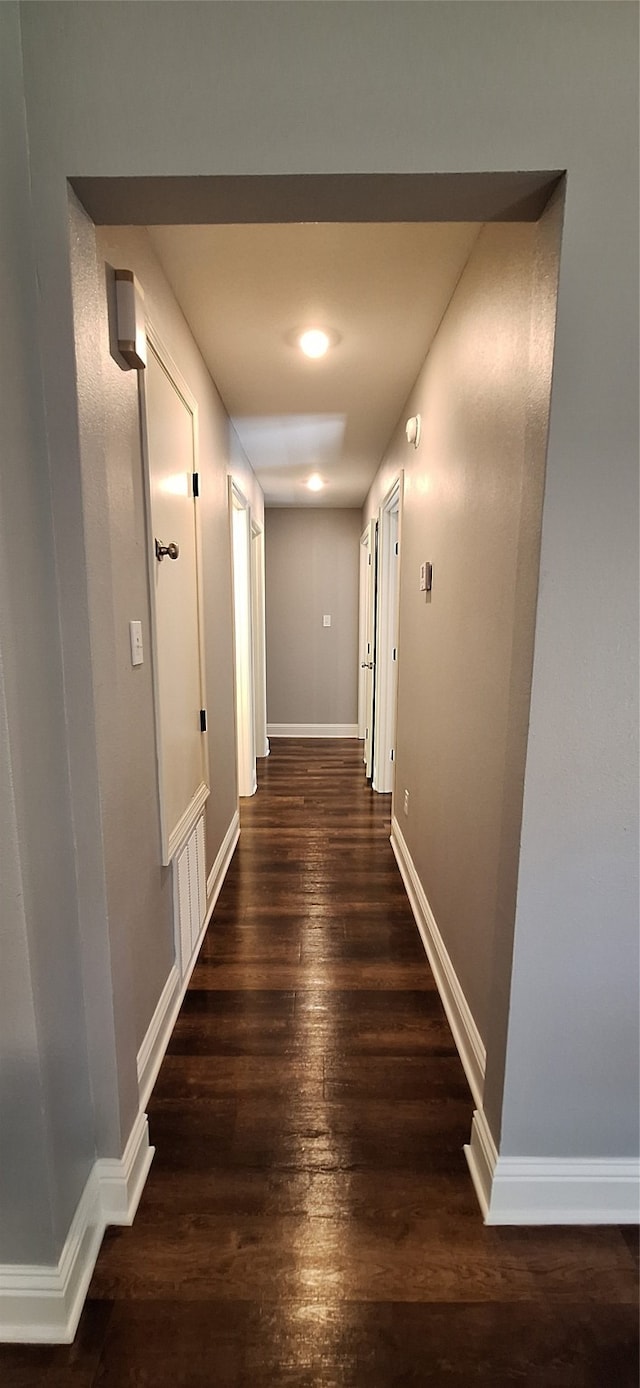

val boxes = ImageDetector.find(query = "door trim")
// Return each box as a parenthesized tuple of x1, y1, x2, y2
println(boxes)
(250, 518, 269, 759)
(360, 518, 378, 779)
(373, 473, 403, 794)
(229, 479, 257, 796)
(357, 528, 369, 740)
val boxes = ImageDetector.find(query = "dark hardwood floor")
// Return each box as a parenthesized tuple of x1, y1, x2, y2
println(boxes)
(3, 740, 638, 1384)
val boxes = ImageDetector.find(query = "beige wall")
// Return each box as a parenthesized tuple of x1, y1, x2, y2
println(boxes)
(364, 211, 561, 1058)
(265, 508, 361, 728)
(70, 217, 262, 1053)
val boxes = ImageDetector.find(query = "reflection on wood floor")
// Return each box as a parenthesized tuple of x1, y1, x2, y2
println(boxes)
(3, 740, 638, 1385)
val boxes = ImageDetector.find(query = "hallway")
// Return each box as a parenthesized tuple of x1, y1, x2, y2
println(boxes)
(3, 741, 638, 1384)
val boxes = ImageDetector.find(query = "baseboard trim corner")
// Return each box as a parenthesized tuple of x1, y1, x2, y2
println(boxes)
(0, 1112, 153, 1345)
(464, 1106, 497, 1221)
(390, 815, 486, 1109)
(96, 1110, 154, 1226)
(465, 1106, 640, 1225)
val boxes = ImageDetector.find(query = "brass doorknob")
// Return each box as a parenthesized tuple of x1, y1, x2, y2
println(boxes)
(155, 539, 180, 562)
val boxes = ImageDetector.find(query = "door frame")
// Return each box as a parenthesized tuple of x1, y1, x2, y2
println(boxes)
(139, 319, 210, 865)
(357, 530, 369, 741)
(251, 518, 269, 760)
(372, 474, 403, 795)
(360, 518, 378, 779)
(229, 478, 257, 797)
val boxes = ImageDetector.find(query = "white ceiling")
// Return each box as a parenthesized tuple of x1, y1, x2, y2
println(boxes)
(148, 222, 480, 508)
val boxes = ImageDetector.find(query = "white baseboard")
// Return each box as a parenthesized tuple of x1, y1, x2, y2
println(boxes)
(96, 1109, 154, 1225)
(390, 817, 640, 1227)
(390, 816, 486, 1109)
(465, 1107, 640, 1225)
(0, 1113, 153, 1344)
(204, 807, 240, 920)
(464, 1106, 497, 1219)
(137, 809, 240, 1112)
(1, 807, 242, 1348)
(136, 963, 181, 1114)
(267, 723, 359, 738)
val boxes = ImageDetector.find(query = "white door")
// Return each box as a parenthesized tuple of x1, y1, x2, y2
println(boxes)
(373, 479, 401, 794)
(230, 482, 257, 797)
(360, 519, 378, 780)
(144, 339, 208, 863)
(251, 521, 269, 760)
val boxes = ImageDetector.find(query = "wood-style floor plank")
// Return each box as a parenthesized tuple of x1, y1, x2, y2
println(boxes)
(2, 739, 637, 1385)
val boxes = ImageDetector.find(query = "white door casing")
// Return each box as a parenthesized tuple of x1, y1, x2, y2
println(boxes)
(373, 476, 403, 795)
(251, 520, 269, 759)
(357, 534, 369, 740)
(141, 329, 209, 865)
(361, 519, 378, 780)
(230, 481, 257, 797)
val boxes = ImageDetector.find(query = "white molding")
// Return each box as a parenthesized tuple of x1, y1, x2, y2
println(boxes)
(390, 815, 486, 1109)
(136, 964, 181, 1114)
(391, 816, 640, 1227)
(137, 809, 240, 1111)
(464, 1106, 497, 1219)
(205, 808, 240, 922)
(0, 1114, 153, 1345)
(465, 1107, 640, 1225)
(1, 798, 241, 1346)
(166, 779, 209, 866)
(95, 1110, 153, 1227)
(372, 474, 402, 795)
(0, 1172, 103, 1345)
(267, 723, 359, 738)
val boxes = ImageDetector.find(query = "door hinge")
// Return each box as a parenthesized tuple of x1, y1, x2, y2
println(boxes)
(192, 472, 200, 497)
(395, 541, 399, 555)
(368, 554, 372, 565)
(392, 647, 397, 661)
(390, 748, 395, 762)
(200, 708, 207, 732)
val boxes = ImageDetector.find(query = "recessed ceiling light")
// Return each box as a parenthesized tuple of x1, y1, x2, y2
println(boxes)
(307, 474, 324, 492)
(299, 329, 331, 359)
(285, 326, 341, 357)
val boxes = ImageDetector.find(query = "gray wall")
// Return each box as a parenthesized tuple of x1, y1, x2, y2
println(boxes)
(265, 509, 361, 727)
(0, 0, 636, 1272)
(365, 206, 562, 1106)
(0, 5, 95, 1262)
(70, 214, 174, 1065)
(71, 218, 264, 1053)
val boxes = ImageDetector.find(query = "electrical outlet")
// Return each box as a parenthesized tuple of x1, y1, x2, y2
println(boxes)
(403, 789, 409, 817)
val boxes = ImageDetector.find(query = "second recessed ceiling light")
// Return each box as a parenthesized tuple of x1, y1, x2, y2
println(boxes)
(292, 327, 340, 359)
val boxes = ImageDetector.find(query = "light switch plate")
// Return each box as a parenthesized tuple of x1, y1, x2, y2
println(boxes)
(420, 562, 433, 594)
(323, 615, 331, 627)
(129, 620, 144, 666)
